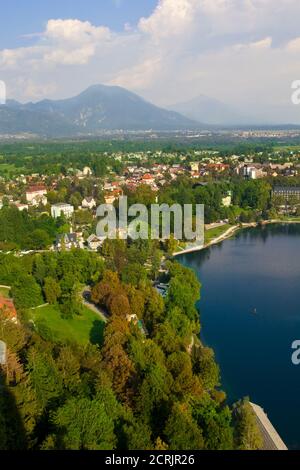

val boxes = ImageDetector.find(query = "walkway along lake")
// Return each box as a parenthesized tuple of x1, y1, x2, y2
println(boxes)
(178, 224, 300, 449)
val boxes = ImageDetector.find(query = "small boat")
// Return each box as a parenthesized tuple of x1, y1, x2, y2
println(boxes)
(253, 308, 257, 315)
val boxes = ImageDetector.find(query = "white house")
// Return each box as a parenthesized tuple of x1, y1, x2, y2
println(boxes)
(104, 194, 117, 205)
(55, 233, 79, 250)
(83, 166, 93, 176)
(87, 234, 104, 251)
(0, 340, 7, 365)
(14, 202, 29, 212)
(26, 185, 47, 206)
(82, 196, 96, 210)
(222, 192, 232, 207)
(190, 162, 200, 172)
(51, 203, 74, 219)
(141, 173, 155, 185)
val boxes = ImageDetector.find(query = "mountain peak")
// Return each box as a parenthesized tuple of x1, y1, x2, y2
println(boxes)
(1, 85, 201, 137)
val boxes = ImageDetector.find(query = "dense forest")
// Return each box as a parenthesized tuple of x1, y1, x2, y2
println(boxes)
(0, 240, 263, 450)
(0, 139, 283, 177)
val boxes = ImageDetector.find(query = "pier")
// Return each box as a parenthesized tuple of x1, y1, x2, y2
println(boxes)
(250, 402, 288, 450)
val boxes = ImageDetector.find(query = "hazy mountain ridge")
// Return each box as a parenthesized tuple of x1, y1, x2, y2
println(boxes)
(168, 95, 254, 126)
(0, 85, 201, 137)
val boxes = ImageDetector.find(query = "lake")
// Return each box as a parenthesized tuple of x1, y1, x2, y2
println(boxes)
(178, 224, 300, 449)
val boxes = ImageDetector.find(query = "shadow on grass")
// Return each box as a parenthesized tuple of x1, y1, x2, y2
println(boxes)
(89, 320, 105, 347)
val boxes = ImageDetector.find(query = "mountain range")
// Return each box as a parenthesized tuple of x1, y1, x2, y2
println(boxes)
(168, 95, 251, 126)
(1, 85, 298, 138)
(0, 85, 200, 137)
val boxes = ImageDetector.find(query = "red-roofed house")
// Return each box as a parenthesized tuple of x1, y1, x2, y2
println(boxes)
(141, 174, 155, 185)
(26, 185, 48, 206)
(0, 296, 18, 323)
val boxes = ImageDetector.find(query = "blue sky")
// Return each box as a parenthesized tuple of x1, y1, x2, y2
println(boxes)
(0, 0, 157, 48)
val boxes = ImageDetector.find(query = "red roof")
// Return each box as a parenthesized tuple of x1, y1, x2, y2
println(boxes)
(26, 185, 47, 194)
(142, 174, 154, 180)
(0, 296, 17, 320)
(206, 164, 229, 170)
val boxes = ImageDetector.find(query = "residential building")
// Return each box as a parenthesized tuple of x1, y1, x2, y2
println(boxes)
(0, 296, 17, 323)
(104, 189, 123, 205)
(241, 164, 266, 180)
(0, 340, 6, 365)
(87, 234, 105, 251)
(55, 233, 79, 250)
(82, 196, 97, 210)
(14, 203, 29, 212)
(141, 173, 155, 185)
(104, 194, 117, 205)
(83, 166, 93, 176)
(26, 185, 47, 206)
(51, 203, 74, 219)
(190, 162, 200, 172)
(272, 187, 300, 200)
(222, 192, 232, 207)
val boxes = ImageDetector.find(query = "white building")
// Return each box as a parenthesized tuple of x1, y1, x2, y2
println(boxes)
(82, 197, 96, 210)
(87, 234, 105, 251)
(190, 162, 200, 172)
(14, 203, 29, 212)
(222, 192, 232, 207)
(51, 203, 74, 219)
(26, 185, 48, 206)
(104, 194, 117, 205)
(83, 166, 93, 176)
(55, 233, 79, 251)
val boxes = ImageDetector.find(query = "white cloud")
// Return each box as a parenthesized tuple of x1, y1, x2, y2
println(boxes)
(234, 36, 272, 51)
(45, 19, 111, 43)
(110, 56, 164, 90)
(1, 0, 300, 122)
(139, 0, 197, 38)
(287, 37, 300, 52)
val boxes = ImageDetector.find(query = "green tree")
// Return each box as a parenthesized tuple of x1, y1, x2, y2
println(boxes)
(27, 229, 51, 250)
(26, 348, 62, 412)
(53, 397, 116, 450)
(164, 403, 204, 450)
(233, 398, 263, 450)
(192, 346, 220, 391)
(11, 275, 43, 309)
(43, 277, 61, 304)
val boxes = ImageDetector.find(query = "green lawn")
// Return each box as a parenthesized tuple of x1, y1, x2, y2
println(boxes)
(0, 163, 17, 176)
(28, 304, 105, 346)
(0, 286, 11, 298)
(204, 224, 232, 244)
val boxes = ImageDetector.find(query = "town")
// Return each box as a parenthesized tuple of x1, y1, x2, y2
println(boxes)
(1, 142, 300, 254)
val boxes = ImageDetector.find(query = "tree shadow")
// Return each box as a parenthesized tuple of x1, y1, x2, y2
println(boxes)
(0, 369, 27, 450)
(89, 320, 105, 347)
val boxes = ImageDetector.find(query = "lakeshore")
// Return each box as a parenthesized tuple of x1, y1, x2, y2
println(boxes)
(173, 218, 300, 257)
(178, 223, 300, 449)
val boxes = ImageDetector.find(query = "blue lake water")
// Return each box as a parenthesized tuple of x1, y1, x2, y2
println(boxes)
(179, 224, 300, 449)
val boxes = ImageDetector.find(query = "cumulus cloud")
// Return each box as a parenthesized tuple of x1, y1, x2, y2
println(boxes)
(45, 19, 111, 43)
(1, 0, 300, 122)
(139, 0, 198, 38)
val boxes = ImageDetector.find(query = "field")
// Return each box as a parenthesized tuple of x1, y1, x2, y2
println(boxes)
(28, 304, 105, 346)
(204, 224, 232, 244)
(0, 163, 17, 176)
(0, 286, 11, 298)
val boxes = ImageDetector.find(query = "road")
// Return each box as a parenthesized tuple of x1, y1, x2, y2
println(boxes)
(81, 286, 109, 323)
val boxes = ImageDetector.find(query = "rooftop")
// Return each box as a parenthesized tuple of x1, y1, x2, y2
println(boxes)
(0, 296, 17, 320)
(52, 202, 73, 207)
(26, 185, 47, 193)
